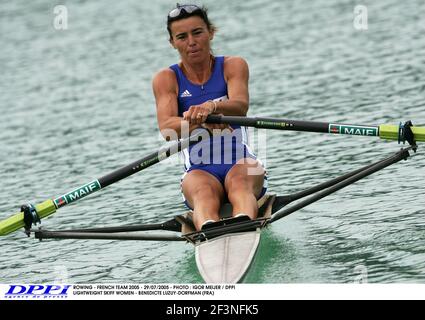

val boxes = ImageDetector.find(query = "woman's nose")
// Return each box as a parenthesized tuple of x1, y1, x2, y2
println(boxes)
(187, 35, 196, 45)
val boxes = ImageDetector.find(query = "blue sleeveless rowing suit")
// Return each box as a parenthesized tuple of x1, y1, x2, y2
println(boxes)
(170, 56, 267, 208)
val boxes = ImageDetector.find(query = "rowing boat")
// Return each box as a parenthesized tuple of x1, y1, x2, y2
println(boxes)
(28, 146, 412, 283)
(0, 116, 423, 283)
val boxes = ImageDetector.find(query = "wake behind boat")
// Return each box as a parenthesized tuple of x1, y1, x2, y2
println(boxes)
(0, 116, 423, 283)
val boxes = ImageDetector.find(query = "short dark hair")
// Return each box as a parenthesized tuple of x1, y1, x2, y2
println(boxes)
(167, 4, 216, 40)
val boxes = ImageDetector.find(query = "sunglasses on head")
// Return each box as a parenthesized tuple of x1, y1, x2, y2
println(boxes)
(168, 4, 202, 20)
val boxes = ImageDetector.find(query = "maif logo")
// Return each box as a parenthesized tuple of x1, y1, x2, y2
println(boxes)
(4, 285, 71, 299)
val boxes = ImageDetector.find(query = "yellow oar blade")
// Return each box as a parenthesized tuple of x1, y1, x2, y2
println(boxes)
(0, 200, 56, 236)
(379, 124, 425, 142)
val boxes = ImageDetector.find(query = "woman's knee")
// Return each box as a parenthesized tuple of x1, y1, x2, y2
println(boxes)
(191, 184, 220, 200)
(226, 175, 251, 192)
(226, 173, 265, 196)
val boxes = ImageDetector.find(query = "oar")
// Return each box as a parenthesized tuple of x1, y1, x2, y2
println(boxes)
(0, 132, 203, 236)
(205, 115, 425, 144)
(2, 115, 423, 236)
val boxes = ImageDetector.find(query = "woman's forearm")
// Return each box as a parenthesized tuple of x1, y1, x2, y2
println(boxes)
(213, 99, 248, 116)
(159, 116, 201, 140)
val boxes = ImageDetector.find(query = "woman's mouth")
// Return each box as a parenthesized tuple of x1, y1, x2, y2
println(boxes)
(188, 50, 200, 56)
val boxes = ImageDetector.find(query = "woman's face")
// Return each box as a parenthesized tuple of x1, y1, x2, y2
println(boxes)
(169, 16, 213, 64)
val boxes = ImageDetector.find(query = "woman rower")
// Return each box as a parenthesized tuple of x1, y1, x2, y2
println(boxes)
(152, 4, 267, 231)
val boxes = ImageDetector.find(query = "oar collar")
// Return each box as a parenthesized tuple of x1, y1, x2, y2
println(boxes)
(399, 120, 417, 152)
(21, 204, 40, 236)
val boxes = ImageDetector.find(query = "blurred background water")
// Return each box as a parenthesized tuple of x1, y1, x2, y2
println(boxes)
(0, 0, 424, 284)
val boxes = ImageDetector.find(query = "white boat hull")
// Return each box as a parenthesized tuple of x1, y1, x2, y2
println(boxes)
(195, 230, 261, 283)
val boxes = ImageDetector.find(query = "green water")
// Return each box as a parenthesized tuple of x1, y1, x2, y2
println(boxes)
(1, 0, 424, 284)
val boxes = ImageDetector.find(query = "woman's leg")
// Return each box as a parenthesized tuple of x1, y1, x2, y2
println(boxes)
(224, 158, 265, 219)
(181, 170, 225, 230)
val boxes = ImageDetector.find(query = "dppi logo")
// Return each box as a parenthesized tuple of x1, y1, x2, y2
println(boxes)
(4, 285, 71, 299)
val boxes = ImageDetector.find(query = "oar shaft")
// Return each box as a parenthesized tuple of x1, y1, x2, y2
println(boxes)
(205, 115, 425, 142)
(206, 115, 332, 133)
(52, 139, 191, 209)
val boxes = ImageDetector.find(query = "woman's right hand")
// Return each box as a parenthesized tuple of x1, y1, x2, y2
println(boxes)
(183, 101, 215, 125)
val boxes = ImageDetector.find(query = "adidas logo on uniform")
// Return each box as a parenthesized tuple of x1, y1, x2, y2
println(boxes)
(180, 90, 192, 98)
